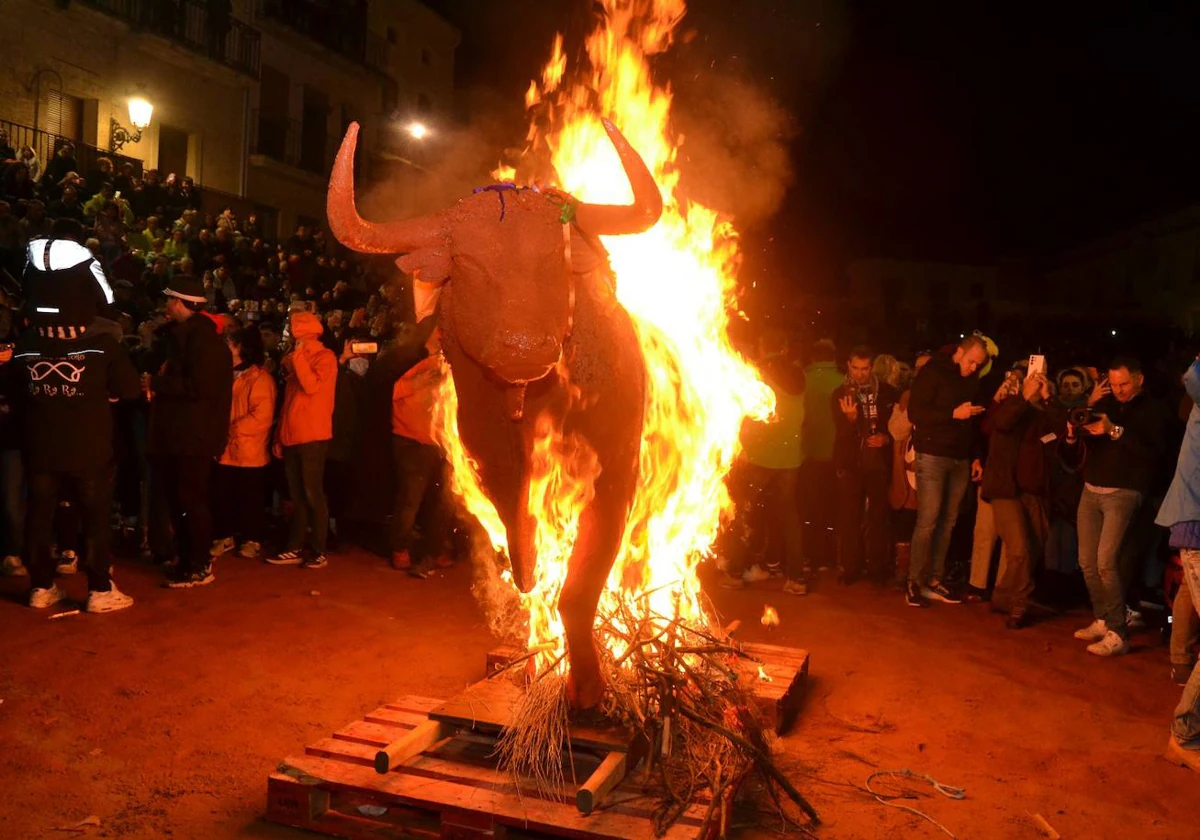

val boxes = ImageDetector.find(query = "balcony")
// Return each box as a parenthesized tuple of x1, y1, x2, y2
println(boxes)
(76, 0, 261, 78)
(255, 0, 389, 73)
(250, 110, 338, 177)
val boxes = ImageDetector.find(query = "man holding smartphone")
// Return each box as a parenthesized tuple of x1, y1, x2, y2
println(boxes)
(904, 334, 989, 607)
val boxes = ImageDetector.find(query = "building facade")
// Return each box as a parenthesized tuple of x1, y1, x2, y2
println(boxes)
(0, 0, 458, 238)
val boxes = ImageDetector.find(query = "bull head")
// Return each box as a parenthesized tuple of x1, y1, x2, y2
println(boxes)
(327, 120, 662, 386)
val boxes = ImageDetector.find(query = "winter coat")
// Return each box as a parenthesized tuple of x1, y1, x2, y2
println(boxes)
(148, 313, 234, 457)
(277, 313, 337, 447)
(908, 351, 980, 460)
(1157, 360, 1200, 529)
(979, 395, 1064, 502)
(1062, 392, 1174, 495)
(219, 364, 276, 467)
(831, 379, 898, 473)
(391, 354, 442, 445)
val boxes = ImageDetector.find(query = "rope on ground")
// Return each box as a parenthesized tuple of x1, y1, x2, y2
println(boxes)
(865, 768, 966, 840)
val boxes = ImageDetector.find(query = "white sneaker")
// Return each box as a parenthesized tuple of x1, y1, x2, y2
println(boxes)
(742, 565, 771, 583)
(1074, 619, 1108, 641)
(87, 583, 134, 613)
(1, 555, 28, 576)
(29, 585, 66, 609)
(266, 550, 304, 566)
(238, 540, 261, 559)
(56, 550, 78, 575)
(210, 537, 235, 557)
(1126, 607, 1145, 630)
(1087, 630, 1129, 657)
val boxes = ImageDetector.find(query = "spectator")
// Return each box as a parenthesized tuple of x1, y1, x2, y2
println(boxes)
(146, 275, 233, 589)
(1157, 354, 1200, 771)
(210, 326, 276, 560)
(801, 339, 840, 571)
(267, 312, 337, 569)
(0, 130, 14, 162)
(905, 334, 989, 607)
(18, 146, 43, 185)
(1067, 357, 1172, 656)
(41, 141, 78, 194)
(832, 346, 898, 585)
(18, 200, 52, 244)
(47, 185, 85, 223)
(10, 235, 141, 611)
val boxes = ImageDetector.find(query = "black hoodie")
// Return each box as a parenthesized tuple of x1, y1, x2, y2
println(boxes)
(8, 330, 140, 471)
(148, 314, 233, 458)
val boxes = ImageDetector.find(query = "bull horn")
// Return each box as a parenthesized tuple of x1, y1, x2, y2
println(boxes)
(573, 119, 663, 236)
(327, 122, 442, 254)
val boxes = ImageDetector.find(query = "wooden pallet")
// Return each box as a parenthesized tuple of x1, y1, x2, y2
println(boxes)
(267, 692, 720, 840)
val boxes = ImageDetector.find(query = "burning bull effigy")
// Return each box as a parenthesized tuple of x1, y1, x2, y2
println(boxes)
(326, 0, 818, 833)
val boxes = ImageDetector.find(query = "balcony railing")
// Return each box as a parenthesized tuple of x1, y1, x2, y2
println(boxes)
(75, 0, 261, 78)
(0, 118, 143, 184)
(250, 110, 337, 177)
(256, 0, 389, 73)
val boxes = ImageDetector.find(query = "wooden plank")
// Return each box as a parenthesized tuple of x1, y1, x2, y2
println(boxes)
(387, 695, 444, 714)
(364, 705, 428, 729)
(375, 719, 453, 774)
(335, 720, 406, 747)
(279, 753, 706, 840)
(307, 737, 377, 767)
(736, 645, 809, 735)
(575, 752, 626, 815)
(429, 678, 635, 754)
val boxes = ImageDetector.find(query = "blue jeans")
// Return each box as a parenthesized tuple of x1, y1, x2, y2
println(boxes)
(1174, 549, 1200, 748)
(1077, 486, 1141, 638)
(909, 453, 971, 585)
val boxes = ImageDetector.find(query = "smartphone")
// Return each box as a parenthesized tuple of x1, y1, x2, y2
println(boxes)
(349, 340, 378, 355)
(1028, 354, 1046, 378)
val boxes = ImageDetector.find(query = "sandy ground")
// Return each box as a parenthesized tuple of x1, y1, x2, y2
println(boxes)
(0, 550, 1192, 840)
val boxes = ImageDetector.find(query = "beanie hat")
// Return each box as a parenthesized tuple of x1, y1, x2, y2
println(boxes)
(163, 274, 207, 305)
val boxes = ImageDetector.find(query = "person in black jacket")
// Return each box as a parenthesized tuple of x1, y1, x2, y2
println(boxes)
(10, 238, 141, 612)
(146, 276, 233, 588)
(905, 334, 989, 607)
(979, 370, 1062, 628)
(1065, 356, 1174, 657)
(832, 347, 899, 585)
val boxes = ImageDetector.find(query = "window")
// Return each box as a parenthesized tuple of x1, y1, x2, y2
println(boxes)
(382, 78, 399, 113)
(158, 125, 190, 179)
(41, 89, 83, 140)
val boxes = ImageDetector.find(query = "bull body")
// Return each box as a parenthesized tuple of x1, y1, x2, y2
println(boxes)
(328, 121, 662, 709)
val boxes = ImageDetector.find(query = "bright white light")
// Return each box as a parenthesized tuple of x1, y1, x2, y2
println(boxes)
(407, 122, 428, 140)
(128, 97, 154, 129)
(1111, 329, 1117, 336)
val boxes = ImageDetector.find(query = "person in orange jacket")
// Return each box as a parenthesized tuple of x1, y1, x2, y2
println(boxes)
(387, 327, 450, 576)
(267, 311, 337, 569)
(210, 326, 276, 560)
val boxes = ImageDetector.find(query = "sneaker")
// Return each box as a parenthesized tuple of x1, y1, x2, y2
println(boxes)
(87, 583, 134, 613)
(390, 550, 412, 570)
(2, 555, 28, 576)
(1165, 737, 1200, 772)
(766, 563, 784, 579)
(964, 585, 989, 603)
(165, 566, 215, 588)
(783, 579, 808, 596)
(1126, 606, 1145, 630)
(1172, 663, 1195, 686)
(301, 553, 327, 570)
(236, 540, 260, 559)
(210, 536, 235, 557)
(56, 550, 78, 575)
(1074, 619, 1108, 641)
(29, 584, 66, 609)
(718, 572, 746, 590)
(905, 580, 928, 608)
(921, 579, 963, 604)
(266, 550, 305, 566)
(742, 565, 771, 583)
(1086, 630, 1129, 657)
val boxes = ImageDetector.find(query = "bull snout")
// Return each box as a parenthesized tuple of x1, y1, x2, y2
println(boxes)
(488, 331, 561, 384)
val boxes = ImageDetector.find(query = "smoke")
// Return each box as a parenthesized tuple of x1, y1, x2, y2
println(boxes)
(671, 74, 797, 231)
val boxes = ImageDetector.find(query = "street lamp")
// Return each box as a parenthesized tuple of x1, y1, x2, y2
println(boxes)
(110, 97, 154, 152)
(406, 121, 428, 140)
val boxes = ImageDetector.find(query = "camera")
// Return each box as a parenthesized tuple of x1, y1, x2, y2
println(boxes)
(1068, 406, 1095, 428)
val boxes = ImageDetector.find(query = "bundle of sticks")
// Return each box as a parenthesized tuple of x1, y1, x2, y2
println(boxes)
(493, 592, 820, 837)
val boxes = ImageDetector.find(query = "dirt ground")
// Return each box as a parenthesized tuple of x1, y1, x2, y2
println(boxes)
(0, 550, 1192, 840)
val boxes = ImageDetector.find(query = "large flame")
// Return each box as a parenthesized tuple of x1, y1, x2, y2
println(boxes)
(434, 0, 773, 672)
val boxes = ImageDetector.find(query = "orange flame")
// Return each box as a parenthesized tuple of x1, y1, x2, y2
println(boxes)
(433, 0, 773, 673)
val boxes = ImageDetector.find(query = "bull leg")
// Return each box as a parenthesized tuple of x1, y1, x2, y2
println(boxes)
(560, 487, 628, 710)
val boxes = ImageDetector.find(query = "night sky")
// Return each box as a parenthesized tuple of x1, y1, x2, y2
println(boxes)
(424, 0, 1200, 292)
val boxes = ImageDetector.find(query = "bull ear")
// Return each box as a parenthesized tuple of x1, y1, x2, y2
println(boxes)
(574, 119, 663, 236)
(327, 122, 444, 254)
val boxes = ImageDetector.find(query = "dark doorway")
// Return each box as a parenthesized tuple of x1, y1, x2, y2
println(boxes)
(158, 124, 190, 180)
